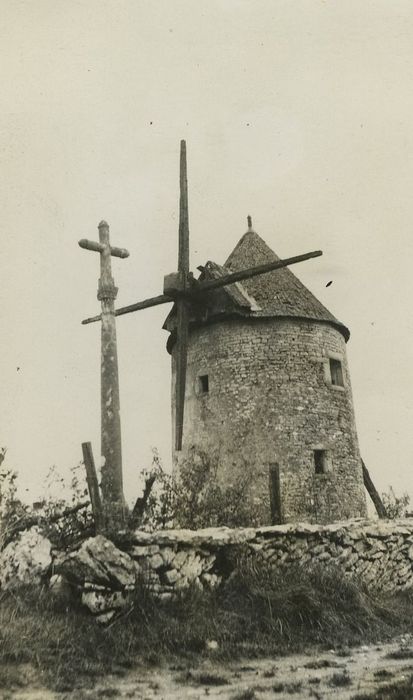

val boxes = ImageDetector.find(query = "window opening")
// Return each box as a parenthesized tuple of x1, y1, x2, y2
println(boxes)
(198, 375, 209, 394)
(329, 358, 344, 387)
(314, 450, 327, 474)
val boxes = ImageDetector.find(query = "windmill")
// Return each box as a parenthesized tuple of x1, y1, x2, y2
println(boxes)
(82, 140, 323, 456)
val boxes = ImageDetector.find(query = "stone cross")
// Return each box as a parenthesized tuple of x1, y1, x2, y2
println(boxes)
(79, 221, 129, 529)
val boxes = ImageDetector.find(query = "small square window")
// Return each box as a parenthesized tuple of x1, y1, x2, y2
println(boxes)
(198, 374, 209, 394)
(329, 358, 344, 387)
(314, 450, 327, 474)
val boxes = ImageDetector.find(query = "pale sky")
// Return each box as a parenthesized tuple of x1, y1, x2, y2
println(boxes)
(1, 0, 413, 507)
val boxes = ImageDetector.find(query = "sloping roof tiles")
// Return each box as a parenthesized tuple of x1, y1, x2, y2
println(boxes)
(164, 228, 350, 343)
(219, 229, 350, 340)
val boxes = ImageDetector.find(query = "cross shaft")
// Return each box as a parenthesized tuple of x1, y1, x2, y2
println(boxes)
(79, 220, 129, 529)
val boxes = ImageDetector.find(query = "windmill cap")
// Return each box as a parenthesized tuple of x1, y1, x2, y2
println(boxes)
(224, 227, 350, 341)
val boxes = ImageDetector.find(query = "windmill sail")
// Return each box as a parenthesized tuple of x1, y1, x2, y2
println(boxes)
(79, 141, 324, 460)
(175, 140, 190, 450)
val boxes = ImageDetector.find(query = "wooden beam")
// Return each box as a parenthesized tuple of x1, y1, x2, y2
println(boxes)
(81, 250, 321, 325)
(82, 293, 173, 325)
(174, 299, 189, 451)
(82, 442, 104, 532)
(194, 250, 322, 293)
(362, 459, 387, 519)
(130, 474, 157, 526)
(3, 500, 90, 548)
(178, 140, 190, 275)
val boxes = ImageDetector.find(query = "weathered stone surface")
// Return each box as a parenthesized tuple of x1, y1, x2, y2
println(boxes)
(56, 535, 135, 589)
(149, 553, 164, 570)
(123, 520, 413, 594)
(172, 312, 368, 525)
(24, 518, 413, 618)
(160, 547, 176, 565)
(130, 544, 160, 557)
(0, 527, 52, 589)
(164, 568, 179, 584)
(82, 588, 128, 616)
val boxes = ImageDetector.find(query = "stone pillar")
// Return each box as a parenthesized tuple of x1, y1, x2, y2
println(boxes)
(97, 221, 127, 529)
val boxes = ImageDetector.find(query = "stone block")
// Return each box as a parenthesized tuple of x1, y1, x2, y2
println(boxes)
(130, 545, 160, 557)
(149, 553, 164, 570)
(56, 535, 135, 590)
(160, 547, 176, 565)
(172, 550, 188, 569)
(164, 568, 180, 584)
(0, 527, 52, 590)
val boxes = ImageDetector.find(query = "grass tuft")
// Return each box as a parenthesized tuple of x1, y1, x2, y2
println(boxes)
(2, 560, 413, 692)
(351, 674, 413, 699)
(386, 648, 413, 660)
(329, 671, 352, 687)
(231, 690, 258, 700)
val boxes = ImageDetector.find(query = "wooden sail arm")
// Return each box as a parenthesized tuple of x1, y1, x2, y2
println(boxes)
(192, 249, 322, 293)
(362, 459, 387, 519)
(81, 249, 322, 325)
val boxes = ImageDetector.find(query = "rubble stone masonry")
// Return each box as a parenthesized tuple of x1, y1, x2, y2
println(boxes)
(174, 317, 367, 524)
(46, 519, 413, 621)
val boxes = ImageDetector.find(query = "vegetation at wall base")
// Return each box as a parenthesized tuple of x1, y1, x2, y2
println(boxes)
(1, 561, 413, 693)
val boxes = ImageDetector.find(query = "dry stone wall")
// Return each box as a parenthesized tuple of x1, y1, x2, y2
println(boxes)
(4, 519, 413, 623)
(123, 519, 413, 594)
(54, 518, 413, 621)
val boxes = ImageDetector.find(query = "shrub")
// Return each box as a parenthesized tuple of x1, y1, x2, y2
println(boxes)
(0, 448, 30, 548)
(0, 450, 92, 550)
(139, 448, 256, 530)
(381, 487, 411, 519)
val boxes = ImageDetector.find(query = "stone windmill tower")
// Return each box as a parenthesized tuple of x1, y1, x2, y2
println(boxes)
(164, 219, 368, 525)
(81, 141, 370, 527)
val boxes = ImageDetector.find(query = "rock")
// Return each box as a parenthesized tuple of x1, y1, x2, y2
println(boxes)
(143, 570, 160, 585)
(201, 572, 220, 588)
(48, 573, 72, 599)
(130, 544, 159, 557)
(164, 568, 180, 584)
(96, 610, 117, 624)
(133, 560, 142, 576)
(172, 550, 188, 569)
(0, 527, 52, 589)
(317, 552, 332, 562)
(149, 553, 164, 570)
(181, 557, 204, 581)
(206, 640, 219, 650)
(312, 544, 328, 555)
(56, 535, 135, 589)
(160, 547, 177, 565)
(199, 552, 216, 571)
(82, 588, 128, 615)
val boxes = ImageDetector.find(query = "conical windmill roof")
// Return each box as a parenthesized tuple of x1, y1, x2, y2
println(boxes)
(164, 228, 350, 349)
(221, 229, 350, 341)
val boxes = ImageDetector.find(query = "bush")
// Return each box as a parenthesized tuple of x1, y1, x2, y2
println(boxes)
(0, 448, 30, 548)
(0, 449, 93, 550)
(381, 487, 411, 519)
(139, 448, 256, 530)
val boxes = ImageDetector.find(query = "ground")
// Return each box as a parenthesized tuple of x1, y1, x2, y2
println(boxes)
(4, 636, 413, 700)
